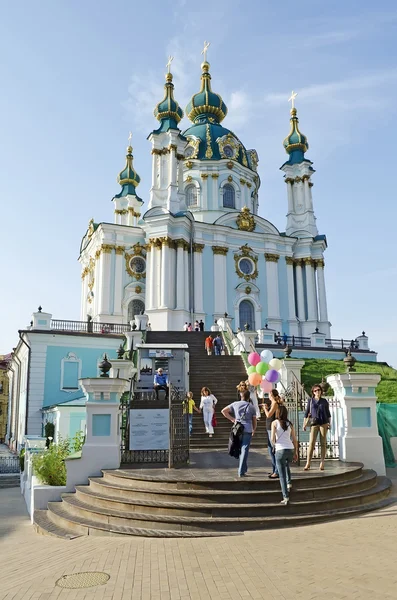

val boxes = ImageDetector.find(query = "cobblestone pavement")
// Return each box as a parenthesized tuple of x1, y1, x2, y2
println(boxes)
(1, 471, 397, 600)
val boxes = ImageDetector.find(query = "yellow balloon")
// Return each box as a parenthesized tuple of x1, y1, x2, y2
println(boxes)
(269, 358, 282, 371)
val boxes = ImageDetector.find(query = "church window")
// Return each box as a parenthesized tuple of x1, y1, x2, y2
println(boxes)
(223, 184, 235, 209)
(128, 299, 145, 322)
(61, 353, 81, 391)
(129, 256, 146, 275)
(239, 299, 255, 330)
(223, 145, 234, 158)
(186, 185, 198, 207)
(239, 258, 254, 275)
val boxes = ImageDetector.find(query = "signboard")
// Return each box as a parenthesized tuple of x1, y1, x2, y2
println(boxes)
(148, 349, 174, 358)
(129, 409, 169, 450)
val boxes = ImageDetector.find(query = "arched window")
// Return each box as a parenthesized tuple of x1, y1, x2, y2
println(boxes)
(223, 184, 235, 209)
(186, 184, 198, 207)
(239, 300, 255, 330)
(128, 299, 145, 322)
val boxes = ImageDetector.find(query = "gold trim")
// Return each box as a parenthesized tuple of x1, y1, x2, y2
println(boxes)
(205, 124, 213, 159)
(95, 249, 101, 260)
(135, 285, 142, 294)
(125, 252, 147, 279)
(212, 245, 228, 256)
(302, 257, 313, 266)
(193, 243, 205, 253)
(245, 285, 251, 294)
(211, 173, 219, 179)
(227, 175, 233, 183)
(285, 256, 294, 265)
(201, 173, 209, 179)
(227, 161, 234, 169)
(185, 136, 200, 159)
(115, 246, 124, 255)
(102, 244, 115, 254)
(246, 182, 252, 189)
(186, 175, 193, 183)
(285, 177, 294, 184)
(175, 239, 190, 251)
(240, 178, 246, 185)
(216, 133, 240, 160)
(236, 206, 255, 232)
(265, 253, 279, 263)
(185, 160, 193, 169)
(234, 245, 258, 281)
(114, 209, 128, 215)
(316, 258, 325, 268)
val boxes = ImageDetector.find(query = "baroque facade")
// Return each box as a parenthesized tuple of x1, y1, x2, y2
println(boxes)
(79, 57, 331, 338)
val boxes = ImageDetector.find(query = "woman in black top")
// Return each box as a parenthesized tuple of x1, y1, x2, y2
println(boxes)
(303, 384, 331, 471)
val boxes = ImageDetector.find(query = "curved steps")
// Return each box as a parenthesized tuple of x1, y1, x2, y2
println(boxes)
(34, 462, 393, 538)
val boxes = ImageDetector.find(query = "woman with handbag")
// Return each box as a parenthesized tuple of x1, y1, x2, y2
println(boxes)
(271, 405, 298, 505)
(200, 387, 218, 438)
(303, 385, 331, 471)
(222, 390, 257, 477)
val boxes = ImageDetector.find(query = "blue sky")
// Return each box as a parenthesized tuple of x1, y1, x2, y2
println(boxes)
(1, 0, 397, 366)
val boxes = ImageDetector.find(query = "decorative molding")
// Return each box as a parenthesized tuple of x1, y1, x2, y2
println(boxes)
(193, 243, 205, 253)
(95, 249, 101, 260)
(216, 133, 240, 160)
(234, 245, 258, 282)
(236, 206, 255, 232)
(302, 257, 314, 266)
(114, 209, 128, 215)
(200, 173, 209, 179)
(186, 175, 193, 183)
(212, 245, 228, 256)
(246, 182, 252, 189)
(316, 258, 325, 268)
(227, 175, 233, 183)
(175, 239, 190, 251)
(135, 285, 142, 294)
(211, 173, 219, 179)
(285, 256, 295, 265)
(205, 124, 213, 159)
(185, 136, 200, 159)
(285, 177, 294, 184)
(128, 207, 141, 217)
(101, 244, 115, 254)
(131, 242, 146, 255)
(240, 178, 246, 185)
(185, 160, 193, 169)
(227, 161, 234, 169)
(265, 253, 280, 263)
(245, 285, 252, 294)
(115, 246, 124, 255)
(125, 252, 147, 279)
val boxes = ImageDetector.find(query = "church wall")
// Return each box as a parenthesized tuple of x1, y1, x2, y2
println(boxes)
(257, 255, 268, 328)
(277, 258, 290, 335)
(202, 245, 215, 329)
(109, 250, 116, 315)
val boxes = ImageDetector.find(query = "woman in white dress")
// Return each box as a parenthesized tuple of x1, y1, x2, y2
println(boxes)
(199, 387, 218, 437)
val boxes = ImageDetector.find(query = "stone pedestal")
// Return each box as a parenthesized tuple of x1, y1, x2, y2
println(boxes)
(236, 331, 257, 354)
(310, 330, 327, 348)
(278, 359, 305, 391)
(356, 333, 369, 350)
(327, 373, 386, 476)
(257, 328, 277, 345)
(135, 314, 149, 331)
(31, 309, 52, 330)
(110, 359, 137, 380)
(125, 331, 144, 352)
(65, 377, 129, 491)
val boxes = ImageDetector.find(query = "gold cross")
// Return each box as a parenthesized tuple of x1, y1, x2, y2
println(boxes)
(166, 55, 174, 73)
(288, 90, 298, 109)
(128, 131, 132, 145)
(201, 41, 210, 62)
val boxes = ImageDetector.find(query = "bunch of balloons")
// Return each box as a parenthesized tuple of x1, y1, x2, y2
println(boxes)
(246, 349, 282, 392)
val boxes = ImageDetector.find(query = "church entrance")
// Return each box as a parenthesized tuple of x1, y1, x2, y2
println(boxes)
(128, 299, 145, 322)
(239, 299, 255, 330)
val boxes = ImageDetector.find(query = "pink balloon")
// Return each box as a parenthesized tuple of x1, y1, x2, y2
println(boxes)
(260, 379, 273, 393)
(248, 372, 262, 387)
(248, 352, 261, 366)
(265, 369, 279, 383)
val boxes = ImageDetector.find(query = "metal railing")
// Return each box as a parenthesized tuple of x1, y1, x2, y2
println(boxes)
(50, 320, 131, 335)
(0, 456, 20, 474)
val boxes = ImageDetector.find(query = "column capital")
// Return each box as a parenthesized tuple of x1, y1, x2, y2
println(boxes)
(265, 253, 279, 263)
(315, 258, 325, 268)
(285, 256, 294, 265)
(193, 243, 205, 253)
(302, 257, 314, 266)
(101, 244, 115, 254)
(211, 173, 219, 179)
(285, 177, 294, 184)
(212, 246, 229, 256)
(175, 239, 190, 251)
(200, 173, 209, 179)
(114, 209, 128, 215)
(115, 246, 124, 255)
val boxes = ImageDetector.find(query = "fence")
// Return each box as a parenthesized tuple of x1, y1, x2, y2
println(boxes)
(50, 320, 131, 335)
(0, 456, 20, 474)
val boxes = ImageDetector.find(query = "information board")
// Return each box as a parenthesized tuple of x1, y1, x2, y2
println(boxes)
(129, 409, 169, 450)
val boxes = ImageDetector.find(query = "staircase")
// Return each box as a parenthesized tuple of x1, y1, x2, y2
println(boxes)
(145, 331, 267, 448)
(34, 458, 392, 539)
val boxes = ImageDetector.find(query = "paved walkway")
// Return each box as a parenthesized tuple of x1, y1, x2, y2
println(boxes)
(1, 470, 397, 600)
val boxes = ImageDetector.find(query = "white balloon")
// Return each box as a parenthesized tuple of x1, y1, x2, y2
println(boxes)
(260, 349, 273, 363)
(269, 358, 282, 371)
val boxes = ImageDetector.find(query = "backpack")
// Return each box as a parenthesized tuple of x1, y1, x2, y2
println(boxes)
(227, 403, 250, 458)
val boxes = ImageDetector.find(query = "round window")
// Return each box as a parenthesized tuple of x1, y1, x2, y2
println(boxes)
(223, 145, 234, 158)
(185, 145, 195, 158)
(239, 258, 254, 275)
(129, 256, 146, 274)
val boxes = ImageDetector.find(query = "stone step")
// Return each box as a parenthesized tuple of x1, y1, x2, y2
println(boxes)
(75, 470, 378, 515)
(34, 509, 81, 539)
(46, 478, 392, 534)
(101, 462, 365, 491)
(87, 469, 377, 504)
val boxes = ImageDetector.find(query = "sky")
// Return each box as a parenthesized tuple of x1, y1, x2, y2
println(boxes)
(1, 0, 397, 365)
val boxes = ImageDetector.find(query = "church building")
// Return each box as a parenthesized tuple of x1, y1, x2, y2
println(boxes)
(80, 54, 330, 338)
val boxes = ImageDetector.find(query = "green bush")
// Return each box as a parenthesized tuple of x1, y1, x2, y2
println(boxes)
(32, 435, 71, 486)
(44, 422, 55, 448)
(71, 430, 85, 453)
(19, 448, 25, 472)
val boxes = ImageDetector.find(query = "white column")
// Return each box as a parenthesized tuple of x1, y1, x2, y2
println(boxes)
(194, 245, 204, 314)
(153, 241, 161, 310)
(160, 240, 170, 308)
(113, 248, 124, 316)
(286, 180, 294, 213)
(304, 177, 313, 210)
(304, 258, 318, 321)
(265, 254, 280, 318)
(98, 247, 112, 316)
(184, 244, 190, 311)
(176, 242, 185, 309)
(211, 174, 219, 209)
(146, 243, 154, 310)
(169, 245, 176, 309)
(285, 258, 296, 319)
(81, 271, 88, 320)
(201, 174, 209, 210)
(295, 260, 305, 321)
(316, 259, 328, 322)
(213, 249, 228, 315)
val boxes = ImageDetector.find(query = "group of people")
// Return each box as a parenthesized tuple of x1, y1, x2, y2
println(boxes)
(204, 334, 224, 355)
(185, 382, 331, 505)
(183, 320, 205, 332)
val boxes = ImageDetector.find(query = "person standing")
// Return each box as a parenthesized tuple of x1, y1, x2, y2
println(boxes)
(183, 392, 200, 435)
(204, 335, 213, 355)
(303, 385, 331, 471)
(213, 334, 224, 355)
(187, 323, 193, 331)
(246, 381, 260, 419)
(183, 322, 188, 331)
(271, 405, 298, 505)
(194, 320, 200, 331)
(222, 390, 257, 477)
(153, 368, 169, 400)
(199, 319, 205, 331)
(260, 389, 283, 479)
(199, 387, 218, 437)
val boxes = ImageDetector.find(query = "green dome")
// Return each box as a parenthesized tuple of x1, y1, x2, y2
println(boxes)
(185, 62, 227, 124)
(154, 72, 183, 131)
(115, 146, 141, 197)
(283, 108, 309, 164)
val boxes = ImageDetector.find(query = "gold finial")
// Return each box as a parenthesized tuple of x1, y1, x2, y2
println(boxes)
(201, 40, 210, 63)
(127, 132, 133, 153)
(166, 55, 174, 73)
(288, 90, 298, 111)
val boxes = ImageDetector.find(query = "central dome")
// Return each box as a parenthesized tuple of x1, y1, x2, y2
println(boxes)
(186, 62, 227, 124)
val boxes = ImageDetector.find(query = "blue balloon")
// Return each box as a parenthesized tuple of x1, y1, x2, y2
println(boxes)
(260, 349, 273, 363)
